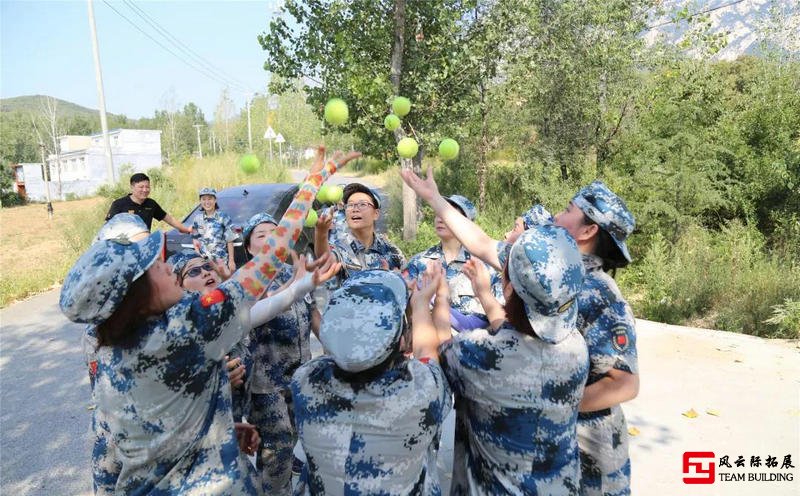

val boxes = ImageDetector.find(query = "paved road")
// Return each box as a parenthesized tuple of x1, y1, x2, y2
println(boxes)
(0, 289, 92, 496)
(2, 287, 798, 495)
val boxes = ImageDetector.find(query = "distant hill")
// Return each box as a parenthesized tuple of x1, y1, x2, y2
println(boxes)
(0, 95, 125, 120)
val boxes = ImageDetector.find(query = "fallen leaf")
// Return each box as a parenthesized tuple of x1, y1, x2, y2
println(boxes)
(682, 408, 698, 418)
(706, 408, 720, 416)
(734, 359, 743, 363)
(628, 426, 640, 436)
(86, 404, 97, 411)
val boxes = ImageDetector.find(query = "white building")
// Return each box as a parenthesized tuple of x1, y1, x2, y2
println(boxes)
(15, 129, 163, 202)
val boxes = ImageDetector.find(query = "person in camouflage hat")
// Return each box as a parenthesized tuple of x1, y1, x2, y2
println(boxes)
(291, 268, 454, 495)
(553, 180, 638, 496)
(60, 146, 359, 495)
(191, 187, 237, 272)
(504, 204, 556, 245)
(439, 226, 589, 494)
(242, 211, 315, 496)
(404, 194, 504, 333)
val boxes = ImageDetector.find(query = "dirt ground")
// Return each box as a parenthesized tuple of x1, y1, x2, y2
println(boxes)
(0, 198, 106, 303)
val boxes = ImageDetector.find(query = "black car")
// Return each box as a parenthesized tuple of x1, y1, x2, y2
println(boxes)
(166, 183, 316, 267)
(165, 183, 387, 267)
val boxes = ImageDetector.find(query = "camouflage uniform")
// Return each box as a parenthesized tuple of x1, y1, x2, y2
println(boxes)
(438, 226, 589, 495)
(65, 157, 340, 496)
(192, 189, 235, 263)
(329, 230, 405, 277)
(570, 182, 638, 496)
(168, 250, 253, 422)
(404, 244, 503, 330)
(247, 258, 313, 495)
(292, 270, 452, 495)
(60, 233, 259, 495)
(326, 205, 348, 244)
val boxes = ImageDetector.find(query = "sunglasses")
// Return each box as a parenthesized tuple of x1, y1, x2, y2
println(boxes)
(182, 262, 214, 280)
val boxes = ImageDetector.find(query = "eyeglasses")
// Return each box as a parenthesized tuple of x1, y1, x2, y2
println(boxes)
(182, 262, 214, 280)
(345, 201, 375, 211)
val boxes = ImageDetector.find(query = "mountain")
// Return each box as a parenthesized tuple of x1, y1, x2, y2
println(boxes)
(0, 95, 125, 120)
(645, 0, 800, 60)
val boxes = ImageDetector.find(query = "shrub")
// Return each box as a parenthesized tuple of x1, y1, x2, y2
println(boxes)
(626, 220, 800, 338)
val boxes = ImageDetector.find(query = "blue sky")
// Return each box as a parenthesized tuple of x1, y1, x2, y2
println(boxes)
(1, 0, 282, 119)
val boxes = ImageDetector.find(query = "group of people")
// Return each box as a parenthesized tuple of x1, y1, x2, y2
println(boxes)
(65, 147, 638, 495)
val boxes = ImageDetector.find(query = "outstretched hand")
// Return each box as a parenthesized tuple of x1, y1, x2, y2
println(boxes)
(331, 150, 362, 169)
(309, 251, 341, 286)
(410, 263, 442, 310)
(463, 258, 491, 297)
(309, 146, 327, 175)
(400, 164, 440, 204)
(315, 210, 333, 233)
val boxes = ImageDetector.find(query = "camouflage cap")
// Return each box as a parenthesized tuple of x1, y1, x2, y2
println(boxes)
(521, 204, 554, 229)
(167, 250, 202, 275)
(198, 187, 217, 198)
(60, 231, 165, 325)
(571, 181, 635, 262)
(445, 194, 477, 221)
(94, 213, 149, 244)
(320, 270, 408, 372)
(507, 225, 585, 344)
(242, 212, 278, 240)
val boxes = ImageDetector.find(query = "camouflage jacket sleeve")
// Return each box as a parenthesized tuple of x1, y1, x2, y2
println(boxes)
(181, 279, 252, 362)
(584, 298, 638, 378)
(402, 253, 425, 282)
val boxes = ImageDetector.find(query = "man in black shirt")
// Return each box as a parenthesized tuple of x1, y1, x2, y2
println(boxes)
(106, 173, 191, 233)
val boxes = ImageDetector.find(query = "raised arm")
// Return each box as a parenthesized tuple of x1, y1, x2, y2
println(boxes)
(463, 258, 506, 330)
(231, 147, 360, 300)
(401, 166, 502, 270)
(410, 268, 444, 362)
(249, 252, 340, 327)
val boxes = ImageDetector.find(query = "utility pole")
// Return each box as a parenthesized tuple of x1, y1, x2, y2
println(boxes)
(246, 97, 253, 152)
(87, 0, 115, 184)
(39, 143, 54, 219)
(193, 124, 204, 159)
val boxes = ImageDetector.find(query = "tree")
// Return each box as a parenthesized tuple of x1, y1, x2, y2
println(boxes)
(0, 111, 38, 163)
(495, 0, 654, 181)
(260, 0, 489, 239)
(214, 88, 237, 153)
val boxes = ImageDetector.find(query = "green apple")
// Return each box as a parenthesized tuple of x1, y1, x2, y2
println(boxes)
(384, 114, 401, 131)
(304, 209, 319, 227)
(392, 96, 411, 117)
(324, 98, 349, 126)
(397, 137, 419, 158)
(239, 154, 260, 174)
(438, 138, 460, 160)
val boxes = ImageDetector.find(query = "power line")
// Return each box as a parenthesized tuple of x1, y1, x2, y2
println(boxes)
(100, 0, 253, 95)
(120, 0, 255, 94)
(645, 0, 749, 31)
